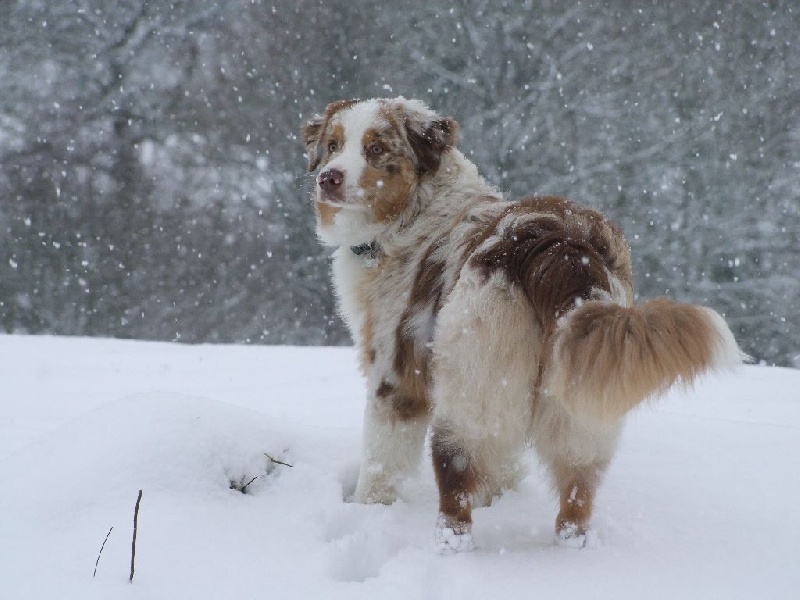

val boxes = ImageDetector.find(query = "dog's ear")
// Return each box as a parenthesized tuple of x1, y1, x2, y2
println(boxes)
(301, 114, 325, 172)
(405, 116, 459, 177)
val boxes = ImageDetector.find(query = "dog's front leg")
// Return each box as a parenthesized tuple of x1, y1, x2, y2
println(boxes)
(353, 389, 429, 504)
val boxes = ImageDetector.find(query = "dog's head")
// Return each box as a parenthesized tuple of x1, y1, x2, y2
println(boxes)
(301, 97, 458, 247)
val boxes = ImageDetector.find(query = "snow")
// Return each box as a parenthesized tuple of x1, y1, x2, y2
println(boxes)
(1, 334, 799, 599)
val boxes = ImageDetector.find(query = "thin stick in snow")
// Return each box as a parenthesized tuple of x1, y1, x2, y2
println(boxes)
(239, 475, 259, 494)
(264, 453, 294, 468)
(93, 526, 113, 578)
(129, 489, 142, 583)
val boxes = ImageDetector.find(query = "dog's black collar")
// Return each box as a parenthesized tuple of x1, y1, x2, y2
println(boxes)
(350, 241, 379, 260)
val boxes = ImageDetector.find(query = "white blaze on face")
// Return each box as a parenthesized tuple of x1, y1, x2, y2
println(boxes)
(315, 100, 391, 247)
(324, 100, 384, 202)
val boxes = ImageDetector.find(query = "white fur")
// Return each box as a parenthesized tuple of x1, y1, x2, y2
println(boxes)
(317, 204, 386, 248)
(354, 400, 429, 504)
(431, 269, 538, 495)
(531, 393, 622, 470)
(704, 307, 752, 366)
(329, 247, 369, 343)
(607, 271, 633, 306)
(326, 100, 383, 192)
(315, 100, 389, 248)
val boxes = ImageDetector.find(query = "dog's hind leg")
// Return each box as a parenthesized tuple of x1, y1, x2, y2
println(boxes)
(430, 269, 540, 552)
(550, 458, 607, 546)
(430, 423, 478, 552)
(531, 396, 622, 546)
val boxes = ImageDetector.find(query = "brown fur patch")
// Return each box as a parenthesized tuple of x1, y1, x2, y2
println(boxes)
(376, 379, 394, 398)
(389, 242, 447, 422)
(326, 122, 345, 154)
(314, 200, 341, 228)
(359, 163, 416, 222)
(302, 100, 358, 171)
(392, 393, 430, 421)
(357, 294, 376, 375)
(357, 126, 418, 222)
(552, 461, 604, 536)
(470, 196, 630, 330)
(432, 426, 476, 531)
(389, 320, 432, 421)
(405, 117, 459, 176)
(375, 102, 458, 177)
(408, 242, 447, 311)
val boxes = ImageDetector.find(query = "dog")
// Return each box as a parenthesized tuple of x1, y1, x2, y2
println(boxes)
(302, 97, 745, 552)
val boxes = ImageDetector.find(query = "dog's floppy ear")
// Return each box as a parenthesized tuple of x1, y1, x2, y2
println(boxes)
(405, 115, 459, 177)
(301, 114, 325, 172)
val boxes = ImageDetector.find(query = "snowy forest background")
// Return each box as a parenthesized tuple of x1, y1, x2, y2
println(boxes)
(1, 0, 798, 367)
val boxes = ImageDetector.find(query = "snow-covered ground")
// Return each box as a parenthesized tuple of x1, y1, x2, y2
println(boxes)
(0, 335, 798, 599)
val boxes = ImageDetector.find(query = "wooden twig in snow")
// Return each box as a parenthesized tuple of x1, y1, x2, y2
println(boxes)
(129, 489, 142, 583)
(264, 453, 294, 468)
(239, 475, 260, 494)
(93, 526, 113, 578)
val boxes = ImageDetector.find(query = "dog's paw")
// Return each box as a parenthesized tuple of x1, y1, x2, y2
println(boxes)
(352, 485, 397, 505)
(555, 522, 599, 549)
(436, 527, 475, 554)
(435, 515, 474, 554)
(353, 467, 399, 505)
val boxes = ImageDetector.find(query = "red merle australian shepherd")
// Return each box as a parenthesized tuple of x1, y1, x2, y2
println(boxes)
(302, 97, 745, 553)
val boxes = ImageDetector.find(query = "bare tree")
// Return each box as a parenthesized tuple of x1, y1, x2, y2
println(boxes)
(1, 0, 797, 364)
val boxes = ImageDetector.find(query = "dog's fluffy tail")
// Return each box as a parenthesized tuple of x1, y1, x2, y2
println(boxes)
(544, 298, 747, 424)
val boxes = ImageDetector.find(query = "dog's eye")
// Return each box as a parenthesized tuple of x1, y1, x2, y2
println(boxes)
(327, 141, 338, 153)
(368, 143, 384, 156)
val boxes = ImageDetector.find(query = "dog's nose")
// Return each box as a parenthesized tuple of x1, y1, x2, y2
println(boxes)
(318, 168, 344, 193)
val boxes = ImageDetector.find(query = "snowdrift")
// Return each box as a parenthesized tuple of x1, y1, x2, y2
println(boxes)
(0, 335, 798, 599)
